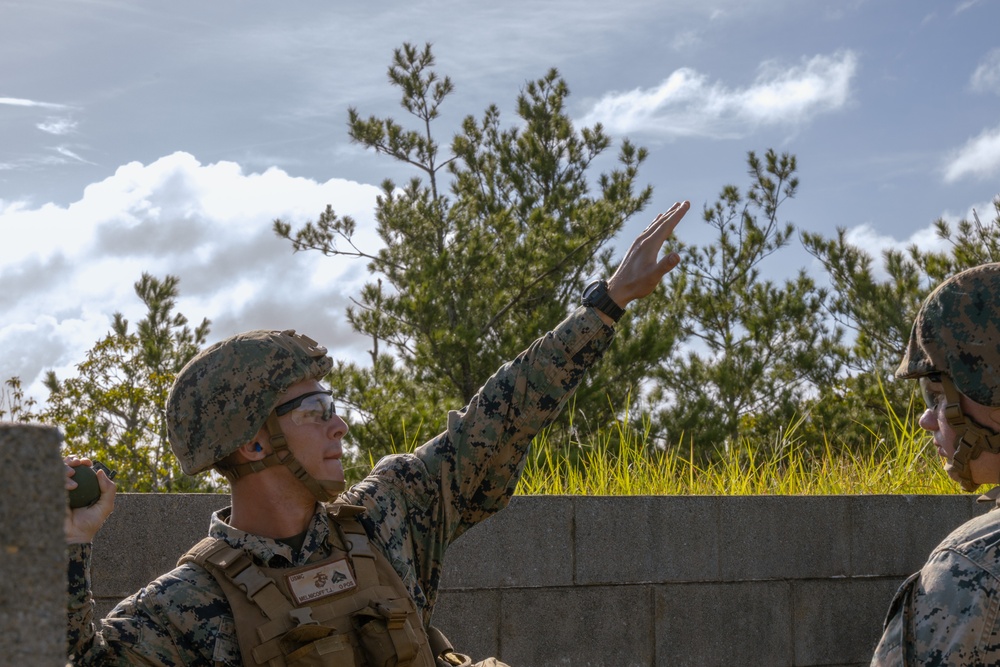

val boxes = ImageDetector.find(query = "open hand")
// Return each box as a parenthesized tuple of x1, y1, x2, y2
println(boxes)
(606, 200, 689, 308)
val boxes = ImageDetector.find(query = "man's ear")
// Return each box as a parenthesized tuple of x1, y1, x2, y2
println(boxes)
(236, 428, 270, 461)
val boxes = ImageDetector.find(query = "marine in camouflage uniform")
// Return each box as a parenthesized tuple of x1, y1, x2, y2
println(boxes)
(872, 263, 1000, 665)
(64, 201, 692, 666)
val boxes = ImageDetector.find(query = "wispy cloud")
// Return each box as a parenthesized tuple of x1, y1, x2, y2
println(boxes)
(943, 123, 1000, 182)
(578, 51, 858, 139)
(956, 0, 986, 13)
(37, 117, 78, 135)
(971, 48, 1000, 94)
(0, 97, 68, 109)
(53, 145, 95, 165)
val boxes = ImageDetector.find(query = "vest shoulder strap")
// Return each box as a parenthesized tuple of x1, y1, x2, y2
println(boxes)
(179, 535, 294, 622)
(178, 535, 238, 568)
(326, 500, 367, 519)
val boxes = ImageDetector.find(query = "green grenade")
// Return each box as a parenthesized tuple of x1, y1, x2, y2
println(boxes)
(68, 461, 117, 508)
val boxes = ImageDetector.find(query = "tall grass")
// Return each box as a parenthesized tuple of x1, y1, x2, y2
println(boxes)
(517, 390, 959, 496)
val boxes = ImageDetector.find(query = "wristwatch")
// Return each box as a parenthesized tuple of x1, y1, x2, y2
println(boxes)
(582, 279, 626, 323)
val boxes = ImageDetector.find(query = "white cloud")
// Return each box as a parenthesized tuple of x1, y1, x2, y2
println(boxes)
(579, 51, 858, 139)
(670, 30, 702, 51)
(0, 152, 383, 403)
(37, 117, 78, 135)
(0, 97, 68, 109)
(53, 145, 96, 165)
(843, 223, 947, 267)
(971, 48, 1000, 94)
(942, 123, 1000, 182)
(956, 0, 986, 13)
(840, 200, 994, 281)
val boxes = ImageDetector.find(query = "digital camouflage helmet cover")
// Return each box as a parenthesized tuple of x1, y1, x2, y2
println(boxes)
(167, 329, 343, 500)
(897, 263, 1000, 490)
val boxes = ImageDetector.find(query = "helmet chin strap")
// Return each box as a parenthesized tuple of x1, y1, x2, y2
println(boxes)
(940, 376, 1000, 493)
(216, 413, 345, 502)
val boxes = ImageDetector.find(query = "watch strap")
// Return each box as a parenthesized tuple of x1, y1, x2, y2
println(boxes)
(583, 280, 626, 323)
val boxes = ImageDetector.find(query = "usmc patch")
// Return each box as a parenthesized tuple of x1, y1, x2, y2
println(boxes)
(286, 559, 356, 605)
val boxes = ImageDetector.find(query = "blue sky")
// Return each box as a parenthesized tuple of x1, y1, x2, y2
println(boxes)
(2, 0, 999, 403)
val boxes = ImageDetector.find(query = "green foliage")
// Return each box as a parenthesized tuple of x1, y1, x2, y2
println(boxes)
(651, 150, 843, 452)
(41, 273, 216, 492)
(272, 41, 999, 473)
(0, 376, 38, 422)
(275, 43, 656, 468)
(802, 195, 1000, 447)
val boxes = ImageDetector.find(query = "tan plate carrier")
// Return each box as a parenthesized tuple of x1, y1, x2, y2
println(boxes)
(180, 503, 468, 667)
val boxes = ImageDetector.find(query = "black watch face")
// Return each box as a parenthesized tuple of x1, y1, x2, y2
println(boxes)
(583, 280, 603, 300)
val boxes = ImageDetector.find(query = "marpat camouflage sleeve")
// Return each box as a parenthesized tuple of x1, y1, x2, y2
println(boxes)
(343, 306, 614, 624)
(872, 511, 1000, 666)
(67, 541, 242, 665)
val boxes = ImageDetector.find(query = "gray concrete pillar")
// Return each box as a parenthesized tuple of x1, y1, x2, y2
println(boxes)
(0, 423, 66, 666)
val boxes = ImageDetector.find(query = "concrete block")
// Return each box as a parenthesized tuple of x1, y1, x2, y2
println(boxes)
(791, 577, 903, 665)
(575, 496, 720, 584)
(92, 493, 230, 599)
(848, 495, 974, 576)
(432, 588, 501, 662)
(441, 496, 574, 589)
(718, 496, 852, 581)
(655, 581, 793, 667)
(499, 585, 653, 667)
(0, 423, 65, 667)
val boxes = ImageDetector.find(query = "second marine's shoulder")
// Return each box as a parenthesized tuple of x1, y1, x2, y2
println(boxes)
(934, 507, 1000, 578)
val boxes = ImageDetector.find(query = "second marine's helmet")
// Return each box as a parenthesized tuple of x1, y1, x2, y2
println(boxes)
(897, 263, 1000, 490)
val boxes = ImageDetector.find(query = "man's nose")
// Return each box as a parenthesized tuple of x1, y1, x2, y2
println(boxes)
(327, 415, 349, 439)
(918, 408, 938, 432)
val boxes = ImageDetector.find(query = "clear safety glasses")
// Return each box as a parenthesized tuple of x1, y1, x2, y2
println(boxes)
(274, 390, 336, 425)
(918, 373, 944, 412)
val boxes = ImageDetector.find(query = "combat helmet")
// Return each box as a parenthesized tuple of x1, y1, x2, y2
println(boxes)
(167, 329, 344, 501)
(896, 263, 1000, 490)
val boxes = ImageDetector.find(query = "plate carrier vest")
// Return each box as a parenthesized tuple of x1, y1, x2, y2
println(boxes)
(179, 502, 461, 667)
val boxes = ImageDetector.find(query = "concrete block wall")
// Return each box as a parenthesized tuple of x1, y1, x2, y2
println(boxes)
(0, 424, 66, 667)
(87, 494, 989, 667)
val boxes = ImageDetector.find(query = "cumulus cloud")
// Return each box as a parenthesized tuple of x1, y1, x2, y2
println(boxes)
(578, 51, 858, 139)
(971, 48, 1000, 94)
(839, 201, 992, 281)
(942, 123, 1000, 182)
(0, 152, 382, 402)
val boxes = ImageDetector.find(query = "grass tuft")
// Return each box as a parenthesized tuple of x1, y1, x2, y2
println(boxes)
(518, 388, 958, 496)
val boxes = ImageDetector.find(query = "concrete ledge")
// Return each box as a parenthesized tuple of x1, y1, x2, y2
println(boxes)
(443, 496, 575, 588)
(500, 585, 654, 667)
(575, 495, 721, 584)
(92, 493, 230, 600)
(656, 580, 793, 667)
(0, 423, 65, 667)
(792, 577, 903, 665)
(83, 493, 992, 666)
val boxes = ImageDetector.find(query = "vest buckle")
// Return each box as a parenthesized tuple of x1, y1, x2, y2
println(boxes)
(289, 607, 319, 627)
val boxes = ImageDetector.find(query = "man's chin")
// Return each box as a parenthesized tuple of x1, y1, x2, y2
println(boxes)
(321, 460, 345, 484)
